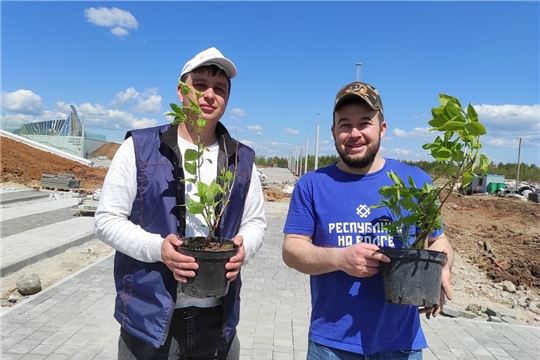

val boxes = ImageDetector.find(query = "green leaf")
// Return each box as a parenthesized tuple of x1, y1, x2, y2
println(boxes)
(432, 147, 453, 160)
(479, 154, 490, 174)
(407, 175, 417, 188)
(187, 202, 205, 215)
(197, 182, 210, 196)
(443, 103, 464, 122)
(422, 142, 437, 150)
(464, 122, 487, 136)
(184, 149, 199, 161)
(388, 171, 403, 186)
(440, 94, 462, 109)
(179, 82, 191, 96)
(184, 161, 197, 176)
(197, 118, 206, 129)
(462, 172, 473, 187)
(428, 116, 447, 128)
(442, 120, 466, 132)
(208, 181, 224, 196)
(467, 104, 478, 121)
(452, 150, 464, 162)
(170, 103, 183, 113)
(431, 105, 444, 117)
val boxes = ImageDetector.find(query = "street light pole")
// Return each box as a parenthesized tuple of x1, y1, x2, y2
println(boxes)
(356, 63, 362, 82)
(304, 136, 309, 174)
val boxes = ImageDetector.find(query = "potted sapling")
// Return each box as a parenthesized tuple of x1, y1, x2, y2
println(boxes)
(372, 93, 489, 307)
(165, 81, 238, 298)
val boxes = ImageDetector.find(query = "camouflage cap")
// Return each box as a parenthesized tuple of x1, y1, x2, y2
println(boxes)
(334, 81, 384, 115)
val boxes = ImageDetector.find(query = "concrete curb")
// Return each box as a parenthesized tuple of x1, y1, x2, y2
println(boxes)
(0, 231, 96, 277)
(0, 191, 49, 205)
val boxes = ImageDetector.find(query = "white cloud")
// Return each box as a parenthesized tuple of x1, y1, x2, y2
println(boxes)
(474, 104, 540, 136)
(113, 87, 140, 105)
(84, 7, 138, 38)
(111, 26, 129, 38)
(485, 138, 517, 147)
(1, 89, 43, 115)
(112, 87, 162, 113)
(256, 131, 262, 136)
(71, 102, 109, 116)
(230, 108, 247, 120)
(284, 127, 299, 135)
(107, 109, 157, 129)
(392, 127, 432, 139)
(134, 94, 162, 113)
(247, 125, 262, 131)
(386, 148, 414, 156)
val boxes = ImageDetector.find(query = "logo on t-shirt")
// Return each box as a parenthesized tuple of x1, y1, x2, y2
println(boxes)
(355, 204, 371, 218)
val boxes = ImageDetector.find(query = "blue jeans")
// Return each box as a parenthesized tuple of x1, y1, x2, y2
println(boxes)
(307, 340, 422, 360)
(118, 306, 239, 360)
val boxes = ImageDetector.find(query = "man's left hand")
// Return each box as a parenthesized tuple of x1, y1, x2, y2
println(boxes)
(225, 235, 245, 281)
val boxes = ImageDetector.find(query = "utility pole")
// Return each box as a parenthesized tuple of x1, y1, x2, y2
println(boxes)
(298, 146, 303, 176)
(516, 137, 522, 192)
(314, 113, 320, 170)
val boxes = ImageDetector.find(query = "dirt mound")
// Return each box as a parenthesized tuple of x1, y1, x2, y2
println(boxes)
(443, 193, 540, 289)
(263, 187, 291, 203)
(1, 137, 108, 193)
(89, 142, 121, 159)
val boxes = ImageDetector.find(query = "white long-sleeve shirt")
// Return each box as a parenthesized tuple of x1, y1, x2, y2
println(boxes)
(94, 135, 266, 306)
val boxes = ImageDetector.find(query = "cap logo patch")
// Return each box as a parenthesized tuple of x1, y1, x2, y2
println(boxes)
(347, 84, 367, 94)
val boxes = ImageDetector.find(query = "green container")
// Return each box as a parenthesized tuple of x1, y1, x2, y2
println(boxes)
(486, 183, 497, 194)
(496, 182, 505, 191)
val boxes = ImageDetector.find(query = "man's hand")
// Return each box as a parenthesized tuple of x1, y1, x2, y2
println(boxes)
(161, 234, 198, 283)
(225, 235, 245, 281)
(338, 243, 390, 278)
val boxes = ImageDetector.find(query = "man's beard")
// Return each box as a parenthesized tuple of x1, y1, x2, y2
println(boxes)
(335, 136, 381, 169)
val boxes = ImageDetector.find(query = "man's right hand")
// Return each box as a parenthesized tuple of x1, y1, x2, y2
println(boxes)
(338, 243, 390, 278)
(161, 234, 198, 282)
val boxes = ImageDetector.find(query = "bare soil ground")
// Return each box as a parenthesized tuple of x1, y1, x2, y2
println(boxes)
(443, 192, 540, 289)
(1, 137, 109, 193)
(2, 137, 539, 323)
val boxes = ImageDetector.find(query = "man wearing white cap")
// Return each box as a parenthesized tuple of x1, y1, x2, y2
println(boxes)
(95, 47, 266, 359)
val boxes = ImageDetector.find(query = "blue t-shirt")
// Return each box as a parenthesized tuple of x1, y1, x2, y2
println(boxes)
(283, 159, 443, 355)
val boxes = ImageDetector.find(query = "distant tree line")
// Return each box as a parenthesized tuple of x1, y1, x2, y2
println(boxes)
(254, 155, 540, 182)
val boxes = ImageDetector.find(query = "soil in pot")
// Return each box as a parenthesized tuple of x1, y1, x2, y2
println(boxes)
(378, 248, 447, 308)
(177, 237, 238, 298)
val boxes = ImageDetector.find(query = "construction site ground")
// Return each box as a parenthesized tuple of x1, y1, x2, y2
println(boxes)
(1, 138, 540, 324)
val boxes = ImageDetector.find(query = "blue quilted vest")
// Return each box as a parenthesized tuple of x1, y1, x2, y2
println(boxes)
(113, 122, 254, 348)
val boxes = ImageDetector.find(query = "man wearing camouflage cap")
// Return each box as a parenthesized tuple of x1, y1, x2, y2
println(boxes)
(282, 81, 454, 359)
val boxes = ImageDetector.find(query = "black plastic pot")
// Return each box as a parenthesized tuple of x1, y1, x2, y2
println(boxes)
(177, 237, 238, 299)
(379, 248, 447, 307)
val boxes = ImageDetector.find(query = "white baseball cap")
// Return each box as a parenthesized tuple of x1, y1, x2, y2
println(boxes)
(180, 47, 237, 79)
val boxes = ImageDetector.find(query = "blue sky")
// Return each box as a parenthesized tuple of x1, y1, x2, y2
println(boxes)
(2, 1, 539, 166)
